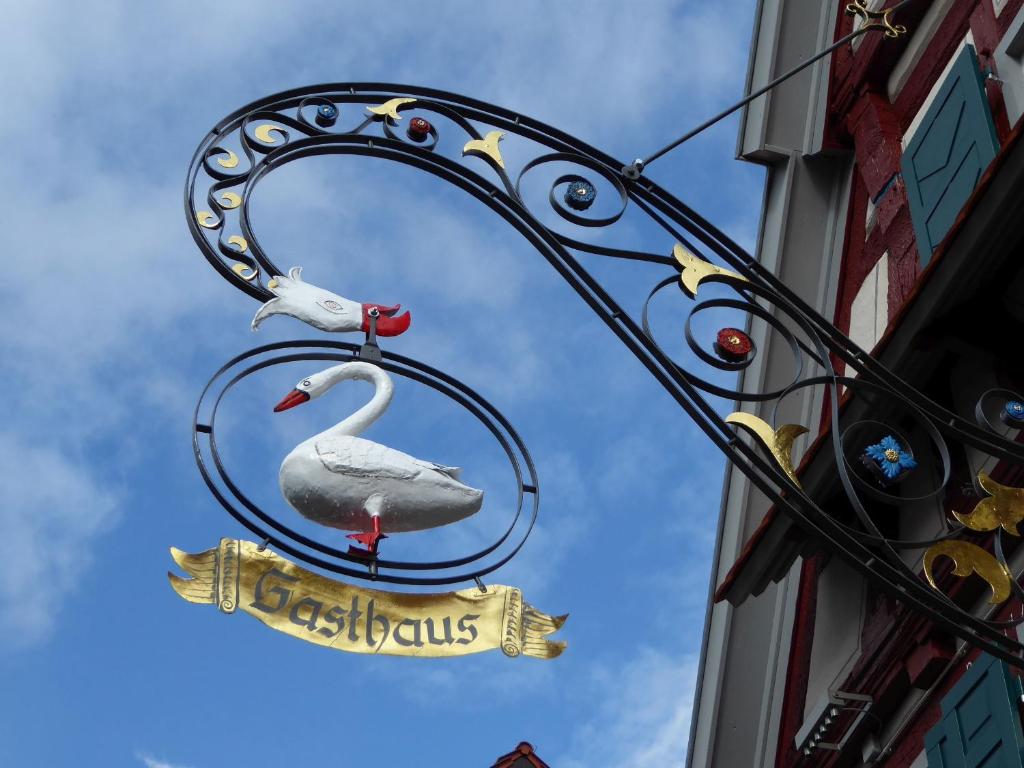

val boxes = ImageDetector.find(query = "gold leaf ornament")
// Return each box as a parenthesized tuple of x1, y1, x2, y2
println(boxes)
(366, 97, 417, 120)
(953, 472, 1024, 535)
(232, 262, 258, 281)
(254, 124, 286, 145)
(463, 131, 506, 170)
(725, 412, 808, 488)
(923, 540, 1011, 604)
(215, 149, 239, 169)
(673, 243, 748, 298)
(219, 191, 241, 209)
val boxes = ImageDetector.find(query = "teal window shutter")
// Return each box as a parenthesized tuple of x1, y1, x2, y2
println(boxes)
(925, 653, 1024, 767)
(901, 45, 1000, 265)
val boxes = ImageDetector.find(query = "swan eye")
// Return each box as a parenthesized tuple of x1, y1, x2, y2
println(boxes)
(320, 299, 344, 313)
(301, 379, 311, 387)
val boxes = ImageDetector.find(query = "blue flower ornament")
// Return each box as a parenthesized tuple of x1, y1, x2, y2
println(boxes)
(863, 435, 917, 483)
(1004, 400, 1024, 425)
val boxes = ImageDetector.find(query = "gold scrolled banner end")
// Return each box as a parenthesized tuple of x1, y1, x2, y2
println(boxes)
(168, 539, 238, 613)
(501, 587, 524, 657)
(168, 540, 567, 660)
(923, 540, 1012, 605)
(215, 538, 240, 613)
(499, 588, 568, 659)
(521, 604, 569, 660)
(168, 546, 216, 605)
(672, 243, 748, 298)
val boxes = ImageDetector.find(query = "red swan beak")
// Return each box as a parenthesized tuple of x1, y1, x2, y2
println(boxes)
(361, 303, 412, 337)
(273, 389, 311, 412)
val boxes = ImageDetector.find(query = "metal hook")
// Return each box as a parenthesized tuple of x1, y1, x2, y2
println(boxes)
(257, 538, 270, 552)
(475, 577, 488, 593)
(359, 307, 382, 361)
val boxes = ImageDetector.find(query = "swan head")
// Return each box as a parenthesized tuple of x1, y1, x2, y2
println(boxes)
(252, 266, 412, 336)
(273, 369, 330, 412)
(272, 362, 390, 412)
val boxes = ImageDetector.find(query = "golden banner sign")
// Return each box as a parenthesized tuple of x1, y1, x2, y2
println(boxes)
(168, 539, 566, 659)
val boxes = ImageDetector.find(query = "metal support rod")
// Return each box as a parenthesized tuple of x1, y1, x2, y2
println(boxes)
(625, 0, 920, 177)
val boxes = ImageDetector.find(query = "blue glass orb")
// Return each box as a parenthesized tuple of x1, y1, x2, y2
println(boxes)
(316, 103, 338, 126)
(1004, 400, 1024, 424)
(564, 178, 596, 211)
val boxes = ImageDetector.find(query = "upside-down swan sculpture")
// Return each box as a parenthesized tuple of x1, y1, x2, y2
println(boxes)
(273, 361, 483, 555)
(252, 267, 411, 336)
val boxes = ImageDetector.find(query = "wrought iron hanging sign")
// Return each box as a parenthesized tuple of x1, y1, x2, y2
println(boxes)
(170, 0, 1024, 670)
(172, 94, 570, 659)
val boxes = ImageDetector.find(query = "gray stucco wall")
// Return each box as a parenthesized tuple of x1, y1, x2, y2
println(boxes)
(687, 2, 853, 764)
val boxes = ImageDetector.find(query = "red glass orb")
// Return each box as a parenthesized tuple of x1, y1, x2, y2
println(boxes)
(714, 327, 753, 362)
(408, 117, 432, 142)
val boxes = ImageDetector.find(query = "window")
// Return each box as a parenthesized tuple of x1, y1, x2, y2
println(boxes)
(902, 45, 1000, 265)
(924, 653, 1024, 767)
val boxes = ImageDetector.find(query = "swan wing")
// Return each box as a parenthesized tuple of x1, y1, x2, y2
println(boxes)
(411, 458, 463, 481)
(315, 437, 423, 480)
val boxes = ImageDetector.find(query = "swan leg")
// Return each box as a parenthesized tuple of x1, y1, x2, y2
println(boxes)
(346, 494, 388, 557)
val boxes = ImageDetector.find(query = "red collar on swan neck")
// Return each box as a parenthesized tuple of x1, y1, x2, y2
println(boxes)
(361, 303, 412, 336)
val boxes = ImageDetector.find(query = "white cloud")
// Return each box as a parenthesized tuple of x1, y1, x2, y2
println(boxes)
(0, 433, 119, 646)
(137, 752, 193, 768)
(558, 649, 698, 768)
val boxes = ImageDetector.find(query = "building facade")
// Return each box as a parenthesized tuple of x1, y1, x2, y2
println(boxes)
(689, 1, 1024, 766)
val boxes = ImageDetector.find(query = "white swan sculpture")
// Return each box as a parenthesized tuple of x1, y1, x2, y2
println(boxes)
(252, 267, 411, 336)
(273, 361, 483, 555)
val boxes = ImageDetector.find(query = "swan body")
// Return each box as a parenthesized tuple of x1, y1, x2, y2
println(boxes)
(252, 267, 411, 336)
(275, 362, 483, 536)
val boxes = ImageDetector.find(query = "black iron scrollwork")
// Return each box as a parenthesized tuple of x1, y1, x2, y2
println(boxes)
(187, 82, 1024, 662)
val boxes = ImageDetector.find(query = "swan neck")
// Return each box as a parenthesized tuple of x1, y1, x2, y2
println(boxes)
(328, 363, 393, 437)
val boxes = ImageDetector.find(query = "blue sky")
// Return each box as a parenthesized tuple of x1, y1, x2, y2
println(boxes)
(0, 2, 762, 765)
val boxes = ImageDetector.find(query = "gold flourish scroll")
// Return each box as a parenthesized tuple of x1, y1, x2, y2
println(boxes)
(366, 97, 417, 120)
(219, 192, 241, 209)
(196, 210, 219, 229)
(254, 124, 286, 145)
(169, 539, 567, 660)
(725, 412, 808, 488)
(845, 1, 907, 38)
(923, 540, 1012, 605)
(232, 262, 258, 281)
(673, 243, 748, 298)
(954, 471, 1024, 535)
(215, 149, 239, 169)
